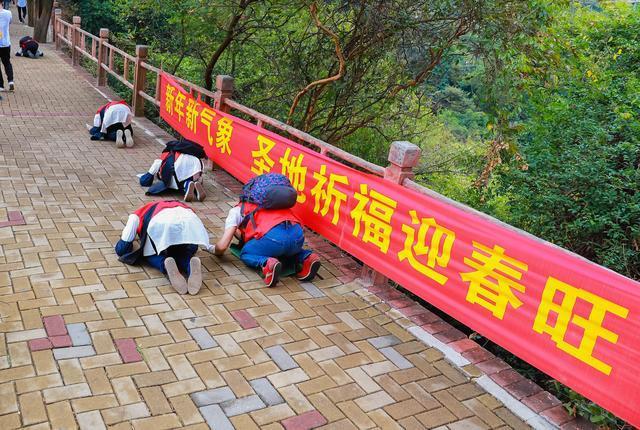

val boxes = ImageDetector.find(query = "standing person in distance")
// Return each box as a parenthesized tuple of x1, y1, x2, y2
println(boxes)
(17, 0, 26, 24)
(0, 1, 14, 92)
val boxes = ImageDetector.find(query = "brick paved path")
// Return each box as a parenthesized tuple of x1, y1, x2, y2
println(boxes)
(0, 14, 531, 430)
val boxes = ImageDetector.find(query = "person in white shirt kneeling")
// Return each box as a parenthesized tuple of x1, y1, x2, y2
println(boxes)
(115, 201, 211, 294)
(90, 101, 134, 148)
(139, 139, 207, 202)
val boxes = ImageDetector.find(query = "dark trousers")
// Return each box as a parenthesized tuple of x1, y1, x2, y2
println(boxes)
(0, 46, 13, 88)
(146, 244, 198, 275)
(18, 7, 27, 22)
(89, 106, 133, 141)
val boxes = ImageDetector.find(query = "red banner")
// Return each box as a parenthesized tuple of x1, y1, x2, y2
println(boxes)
(160, 73, 640, 426)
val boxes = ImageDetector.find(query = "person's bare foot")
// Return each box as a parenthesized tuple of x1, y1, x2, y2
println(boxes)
(165, 257, 188, 294)
(194, 179, 206, 202)
(187, 257, 202, 295)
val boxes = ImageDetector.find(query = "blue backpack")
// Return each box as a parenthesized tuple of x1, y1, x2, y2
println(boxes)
(239, 173, 297, 230)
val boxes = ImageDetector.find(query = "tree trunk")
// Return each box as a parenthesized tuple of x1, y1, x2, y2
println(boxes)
(27, 0, 35, 27)
(33, 0, 53, 42)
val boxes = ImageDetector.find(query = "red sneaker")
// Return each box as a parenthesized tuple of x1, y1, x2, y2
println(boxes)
(262, 258, 282, 287)
(297, 253, 321, 282)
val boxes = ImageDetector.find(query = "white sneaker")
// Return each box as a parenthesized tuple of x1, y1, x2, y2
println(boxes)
(124, 129, 134, 147)
(0, 87, 5, 92)
(8, 82, 14, 92)
(115, 129, 125, 148)
(187, 257, 202, 295)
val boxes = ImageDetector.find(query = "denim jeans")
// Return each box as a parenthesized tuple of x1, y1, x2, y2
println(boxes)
(240, 222, 312, 269)
(145, 244, 198, 275)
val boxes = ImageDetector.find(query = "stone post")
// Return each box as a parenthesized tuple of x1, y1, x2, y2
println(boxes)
(213, 75, 234, 113)
(54, 9, 62, 50)
(71, 16, 81, 66)
(132, 45, 149, 117)
(97, 29, 109, 87)
(359, 141, 422, 287)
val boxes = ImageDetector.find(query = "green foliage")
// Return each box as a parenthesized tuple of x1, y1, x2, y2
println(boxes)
(485, 2, 640, 280)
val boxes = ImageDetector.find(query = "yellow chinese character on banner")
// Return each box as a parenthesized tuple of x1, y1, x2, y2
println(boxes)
(200, 108, 216, 146)
(174, 93, 186, 123)
(185, 99, 200, 133)
(165, 84, 176, 116)
(310, 165, 348, 225)
(251, 135, 276, 175)
(280, 148, 307, 203)
(216, 117, 233, 155)
(460, 242, 528, 319)
(398, 211, 455, 286)
(350, 184, 397, 253)
(533, 277, 629, 375)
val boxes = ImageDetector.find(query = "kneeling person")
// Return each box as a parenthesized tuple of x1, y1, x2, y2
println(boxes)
(139, 139, 207, 202)
(211, 173, 321, 287)
(115, 201, 209, 295)
(89, 101, 134, 148)
(16, 36, 43, 58)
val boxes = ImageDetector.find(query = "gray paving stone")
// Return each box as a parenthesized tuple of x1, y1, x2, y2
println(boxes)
(200, 404, 234, 430)
(379, 346, 414, 369)
(220, 395, 266, 417)
(53, 346, 96, 360)
(189, 328, 218, 349)
(299, 282, 325, 298)
(67, 323, 92, 346)
(250, 377, 284, 406)
(368, 335, 401, 349)
(264, 345, 299, 371)
(191, 387, 236, 407)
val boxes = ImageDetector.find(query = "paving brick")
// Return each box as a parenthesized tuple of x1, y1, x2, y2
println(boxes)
(43, 315, 67, 337)
(77, 410, 107, 430)
(67, 323, 92, 346)
(379, 346, 414, 369)
(189, 328, 218, 349)
(115, 338, 143, 363)
(200, 404, 235, 430)
(354, 391, 395, 412)
(281, 410, 328, 430)
(53, 345, 96, 360)
(265, 345, 299, 371)
(28, 338, 53, 351)
(191, 387, 236, 407)
(251, 377, 285, 406)
(43, 382, 92, 403)
(230, 310, 259, 329)
(221, 394, 266, 417)
(299, 282, 325, 298)
(50, 335, 73, 348)
(368, 335, 401, 349)
(102, 402, 151, 425)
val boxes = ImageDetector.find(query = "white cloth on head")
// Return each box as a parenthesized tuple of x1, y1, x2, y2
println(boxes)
(224, 206, 243, 230)
(121, 207, 210, 256)
(0, 9, 11, 48)
(147, 154, 203, 190)
(93, 104, 132, 134)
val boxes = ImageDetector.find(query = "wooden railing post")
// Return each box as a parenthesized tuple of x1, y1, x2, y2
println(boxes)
(360, 141, 422, 287)
(132, 45, 149, 117)
(71, 16, 81, 66)
(214, 75, 234, 112)
(54, 9, 62, 50)
(97, 28, 109, 86)
(50, 2, 59, 43)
